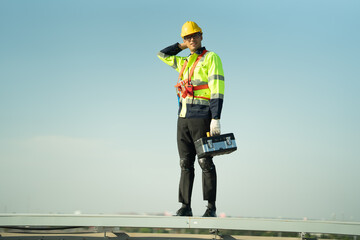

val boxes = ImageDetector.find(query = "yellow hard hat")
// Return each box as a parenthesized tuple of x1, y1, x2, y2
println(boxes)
(181, 21, 203, 38)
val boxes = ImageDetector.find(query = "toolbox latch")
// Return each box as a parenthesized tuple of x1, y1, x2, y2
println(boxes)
(207, 140, 214, 149)
(226, 136, 232, 146)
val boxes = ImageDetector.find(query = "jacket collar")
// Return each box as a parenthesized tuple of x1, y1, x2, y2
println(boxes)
(189, 47, 206, 56)
(195, 46, 206, 55)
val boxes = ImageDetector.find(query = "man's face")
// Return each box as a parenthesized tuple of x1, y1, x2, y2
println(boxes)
(183, 32, 203, 53)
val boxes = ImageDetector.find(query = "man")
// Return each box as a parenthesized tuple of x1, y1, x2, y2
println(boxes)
(157, 21, 225, 217)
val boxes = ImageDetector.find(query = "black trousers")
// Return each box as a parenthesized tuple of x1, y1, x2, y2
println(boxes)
(177, 117, 217, 205)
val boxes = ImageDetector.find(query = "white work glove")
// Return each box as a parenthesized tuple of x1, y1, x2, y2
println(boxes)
(210, 119, 221, 136)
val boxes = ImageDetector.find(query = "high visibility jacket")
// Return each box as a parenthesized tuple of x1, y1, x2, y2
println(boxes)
(158, 43, 224, 119)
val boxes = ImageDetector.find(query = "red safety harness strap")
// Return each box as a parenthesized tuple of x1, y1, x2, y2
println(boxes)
(175, 50, 210, 100)
(193, 84, 209, 90)
(178, 60, 188, 82)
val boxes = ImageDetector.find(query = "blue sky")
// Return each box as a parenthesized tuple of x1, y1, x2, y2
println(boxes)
(1, 0, 359, 221)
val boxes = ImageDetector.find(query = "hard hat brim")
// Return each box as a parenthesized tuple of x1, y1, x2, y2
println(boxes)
(182, 30, 203, 39)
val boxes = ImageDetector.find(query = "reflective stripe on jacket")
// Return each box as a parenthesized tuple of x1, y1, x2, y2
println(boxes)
(158, 43, 224, 119)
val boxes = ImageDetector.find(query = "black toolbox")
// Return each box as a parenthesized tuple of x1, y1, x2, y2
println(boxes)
(194, 133, 237, 158)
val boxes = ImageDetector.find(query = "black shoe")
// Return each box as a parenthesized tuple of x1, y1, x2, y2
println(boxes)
(176, 206, 193, 216)
(202, 207, 216, 217)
